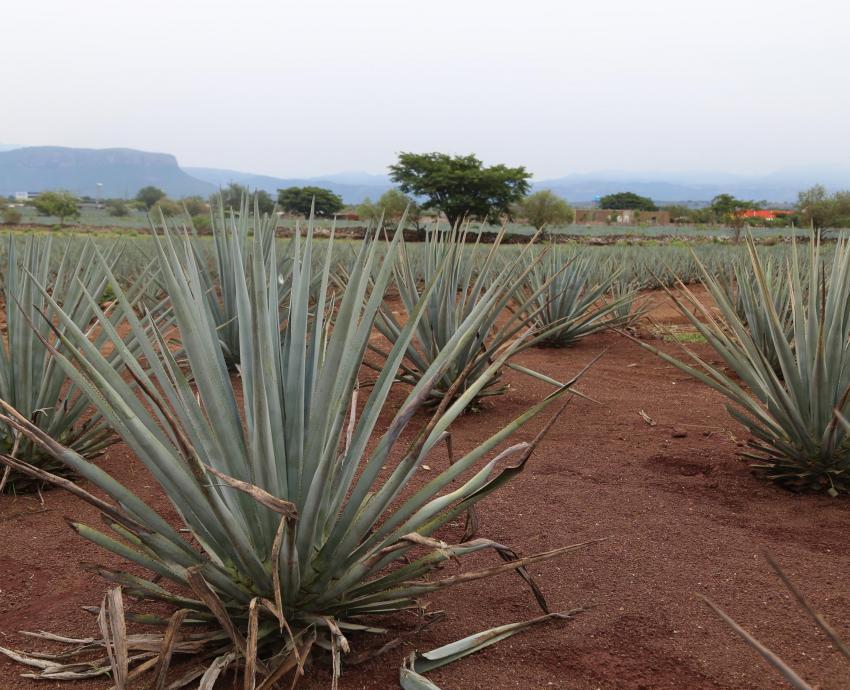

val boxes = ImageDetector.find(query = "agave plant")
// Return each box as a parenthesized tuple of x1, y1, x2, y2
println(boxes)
(517, 248, 641, 348)
(0, 234, 164, 493)
(371, 225, 572, 405)
(637, 236, 850, 495)
(0, 220, 596, 687)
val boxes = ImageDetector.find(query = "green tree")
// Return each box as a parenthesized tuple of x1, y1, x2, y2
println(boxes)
(356, 197, 378, 222)
(516, 190, 574, 230)
(219, 183, 248, 211)
(357, 189, 417, 224)
(835, 191, 850, 228)
(277, 186, 344, 217)
(181, 195, 209, 216)
(33, 191, 80, 225)
(0, 201, 22, 225)
(135, 186, 166, 209)
(389, 152, 531, 229)
(795, 185, 850, 230)
(255, 190, 275, 215)
(598, 192, 658, 211)
(105, 199, 129, 217)
(150, 198, 182, 218)
(217, 184, 275, 215)
(192, 214, 212, 234)
(710, 194, 760, 242)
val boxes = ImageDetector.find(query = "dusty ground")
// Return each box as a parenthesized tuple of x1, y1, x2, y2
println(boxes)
(0, 289, 848, 689)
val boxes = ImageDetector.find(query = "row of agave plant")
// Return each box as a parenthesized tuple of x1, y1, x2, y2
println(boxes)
(1, 202, 848, 687)
(0, 205, 634, 688)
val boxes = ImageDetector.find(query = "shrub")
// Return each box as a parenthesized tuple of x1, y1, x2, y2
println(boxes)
(105, 199, 129, 217)
(1, 207, 22, 225)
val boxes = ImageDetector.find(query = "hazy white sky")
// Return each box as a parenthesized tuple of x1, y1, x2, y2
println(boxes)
(2, 0, 848, 179)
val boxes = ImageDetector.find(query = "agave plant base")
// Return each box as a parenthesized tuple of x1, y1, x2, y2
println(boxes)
(0, 532, 599, 688)
(748, 451, 850, 496)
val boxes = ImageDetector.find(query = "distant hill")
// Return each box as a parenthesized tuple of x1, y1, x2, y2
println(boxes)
(0, 147, 215, 198)
(533, 168, 850, 205)
(185, 167, 392, 204)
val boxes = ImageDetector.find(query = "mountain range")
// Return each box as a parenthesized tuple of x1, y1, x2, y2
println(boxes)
(0, 146, 213, 198)
(2, 146, 848, 205)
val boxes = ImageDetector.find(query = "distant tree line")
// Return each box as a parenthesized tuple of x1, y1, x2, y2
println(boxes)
(4, 160, 849, 239)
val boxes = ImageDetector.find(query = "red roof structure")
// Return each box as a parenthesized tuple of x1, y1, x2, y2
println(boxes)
(737, 209, 793, 220)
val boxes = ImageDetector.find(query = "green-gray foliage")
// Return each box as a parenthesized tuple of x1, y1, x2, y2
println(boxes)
(373, 225, 574, 405)
(135, 185, 166, 209)
(638, 237, 850, 495)
(357, 189, 417, 225)
(797, 185, 850, 231)
(277, 186, 343, 217)
(518, 248, 640, 348)
(0, 219, 586, 686)
(390, 152, 531, 229)
(0, 235, 160, 492)
(516, 190, 574, 230)
(32, 191, 80, 225)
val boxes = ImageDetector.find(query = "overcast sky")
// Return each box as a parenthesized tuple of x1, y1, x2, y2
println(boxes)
(2, 0, 848, 179)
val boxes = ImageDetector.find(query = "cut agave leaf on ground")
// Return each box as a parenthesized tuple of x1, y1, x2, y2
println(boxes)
(399, 658, 442, 690)
(400, 609, 585, 688)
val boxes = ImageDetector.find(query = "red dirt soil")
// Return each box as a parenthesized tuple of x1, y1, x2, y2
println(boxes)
(1, 291, 849, 689)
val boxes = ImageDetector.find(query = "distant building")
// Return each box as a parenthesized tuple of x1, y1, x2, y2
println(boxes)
(14, 191, 39, 201)
(736, 209, 793, 221)
(574, 209, 670, 225)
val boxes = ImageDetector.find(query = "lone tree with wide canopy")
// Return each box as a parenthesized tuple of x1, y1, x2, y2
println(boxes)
(277, 186, 344, 217)
(598, 191, 657, 211)
(389, 152, 531, 229)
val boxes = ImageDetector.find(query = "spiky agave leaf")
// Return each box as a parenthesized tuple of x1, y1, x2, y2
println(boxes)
(371, 223, 571, 405)
(700, 553, 850, 690)
(517, 247, 642, 348)
(717, 252, 795, 373)
(0, 234, 167, 493)
(634, 235, 850, 495)
(182, 193, 282, 369)
(0, 218, 597, 687)
(399, 609, 585, 689)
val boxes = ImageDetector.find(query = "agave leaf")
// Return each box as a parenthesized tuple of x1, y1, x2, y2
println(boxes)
(700, 595, 812, 690)
(412, 612, 571, 673)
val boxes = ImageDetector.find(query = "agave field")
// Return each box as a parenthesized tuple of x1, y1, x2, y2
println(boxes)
(0, 209, 848, 689)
